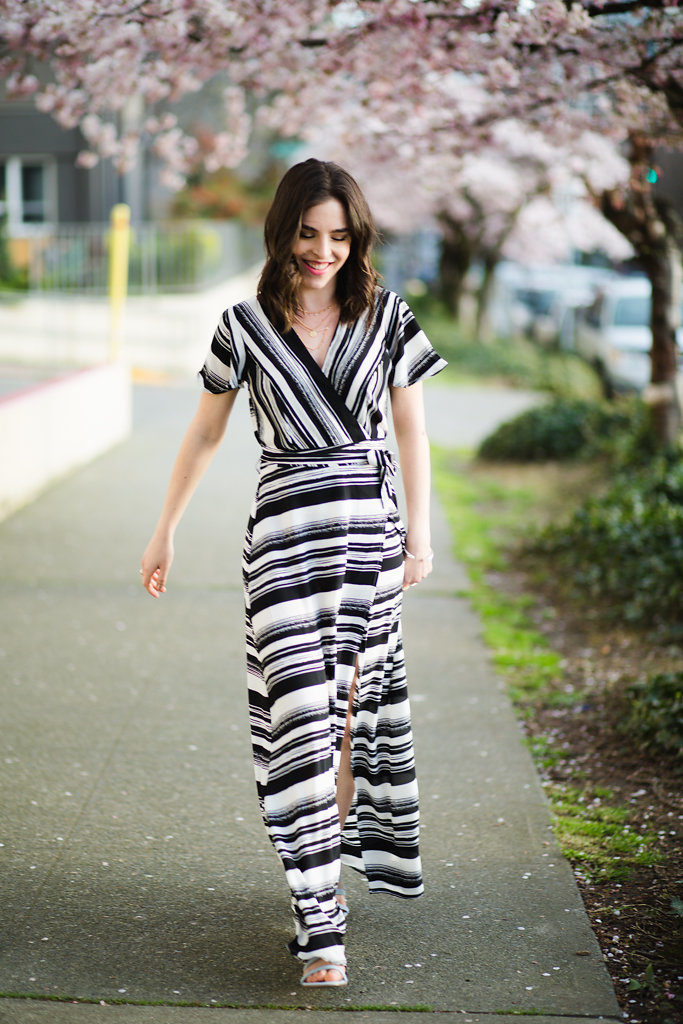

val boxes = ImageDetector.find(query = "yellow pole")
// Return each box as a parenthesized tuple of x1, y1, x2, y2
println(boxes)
(108, 203, 131, 361)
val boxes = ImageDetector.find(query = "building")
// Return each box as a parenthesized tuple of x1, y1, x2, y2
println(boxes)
(0, 90, 147, 271)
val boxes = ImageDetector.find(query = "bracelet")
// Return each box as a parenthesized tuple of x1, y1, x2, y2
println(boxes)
(405, 548, 434, 561)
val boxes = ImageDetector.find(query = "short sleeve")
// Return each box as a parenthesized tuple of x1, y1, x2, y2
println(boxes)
(198, 307, 247, 393)
(387, 293, 447, 388)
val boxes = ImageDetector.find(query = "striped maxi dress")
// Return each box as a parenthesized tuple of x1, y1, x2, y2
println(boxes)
(199, 288, 446, 967)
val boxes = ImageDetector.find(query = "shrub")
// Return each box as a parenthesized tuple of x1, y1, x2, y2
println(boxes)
(477, 399, 632, 462)
(532, 353, 605, 402)
(0, 214, 29, 291)
(128, 225, 222, 290)
(530, 455, 683, 636)
(591, 400, 663, 469)
(619, 672, 683, 760)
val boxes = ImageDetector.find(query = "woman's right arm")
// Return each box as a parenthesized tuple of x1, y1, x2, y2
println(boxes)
(141, 389, 239, 598)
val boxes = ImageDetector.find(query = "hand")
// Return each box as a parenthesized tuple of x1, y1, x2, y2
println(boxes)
(402, 544, 433, 592)
(140, 533, 174, 599)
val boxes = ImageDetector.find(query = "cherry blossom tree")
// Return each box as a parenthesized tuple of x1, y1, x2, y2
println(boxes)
(2, 2, 679, 184)
(1, 0, 681, 438)
(315, 119, 632, 333)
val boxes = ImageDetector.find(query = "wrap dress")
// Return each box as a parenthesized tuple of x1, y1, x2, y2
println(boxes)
(200, 288, 446, 966)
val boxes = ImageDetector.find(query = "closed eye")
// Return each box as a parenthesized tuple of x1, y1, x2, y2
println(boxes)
(300, 227, 349, 241)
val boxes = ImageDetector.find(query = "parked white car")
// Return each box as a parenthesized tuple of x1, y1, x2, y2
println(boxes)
(574, 276, 682, 394)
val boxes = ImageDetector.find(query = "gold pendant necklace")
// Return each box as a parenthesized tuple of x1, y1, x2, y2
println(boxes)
(295, 300, 337, 337)
(294, 307, 337, 340)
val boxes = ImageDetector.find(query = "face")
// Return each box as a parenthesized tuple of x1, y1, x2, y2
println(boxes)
(292, 198, 351, 293)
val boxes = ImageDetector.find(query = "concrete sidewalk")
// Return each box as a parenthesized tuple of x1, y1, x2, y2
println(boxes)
(0, 383, 620, 1023)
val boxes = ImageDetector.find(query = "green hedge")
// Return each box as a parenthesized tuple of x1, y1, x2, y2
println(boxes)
(477, 399, 633, 462)
(531, 455, 683, 636)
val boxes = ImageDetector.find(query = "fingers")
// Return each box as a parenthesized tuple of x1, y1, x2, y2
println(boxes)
(141, 566, 166, 598)
(140, 538, 173, 599)
(402, 553, 433, 592)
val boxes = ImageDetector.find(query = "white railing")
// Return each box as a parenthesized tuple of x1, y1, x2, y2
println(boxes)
(25, 219, 263, 294)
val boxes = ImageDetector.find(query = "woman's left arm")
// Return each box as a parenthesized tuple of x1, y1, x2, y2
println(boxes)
(390, 382, 434, 591)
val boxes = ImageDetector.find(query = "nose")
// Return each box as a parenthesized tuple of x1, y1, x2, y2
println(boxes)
(312, 235, 332, 259)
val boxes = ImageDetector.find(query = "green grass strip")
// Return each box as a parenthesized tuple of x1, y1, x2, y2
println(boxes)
(432, 444, 662, 880)
(432, 446, 563, 707)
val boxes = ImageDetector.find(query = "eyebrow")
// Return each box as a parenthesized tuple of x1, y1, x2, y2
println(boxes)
(301, 222, 349, 233)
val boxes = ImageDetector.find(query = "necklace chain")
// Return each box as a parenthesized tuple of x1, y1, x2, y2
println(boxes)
(296, 301, 334, 317)
(295, 323, 332, 348)
(300, 334, 328, 352)
(293, 305, 338, 350)
(293, 305, 337, 340)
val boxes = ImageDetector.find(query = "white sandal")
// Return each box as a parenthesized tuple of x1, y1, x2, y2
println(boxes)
(301, 960, 348, 987)
(335, 886, 349, 916)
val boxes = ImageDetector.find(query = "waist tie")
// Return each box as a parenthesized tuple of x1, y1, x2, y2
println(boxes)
(259, 441, 398, 513)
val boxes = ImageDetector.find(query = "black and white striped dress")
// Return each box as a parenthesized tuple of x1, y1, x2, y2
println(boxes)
(200, 288, 446, 966)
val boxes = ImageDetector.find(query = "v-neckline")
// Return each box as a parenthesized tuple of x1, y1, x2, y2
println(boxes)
(288, 319, 340, 378)
(282, 324, 366, 443)
(284, 325, 336, 385)
(242, 299, 368, 444)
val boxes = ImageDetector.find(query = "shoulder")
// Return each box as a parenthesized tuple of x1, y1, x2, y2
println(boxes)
(373, 288, 416, 332)
(375, 288, 413, 318)
(375, 286, 401, 307)
(215, 298, 263, 338)
(218, 296, 258, 320)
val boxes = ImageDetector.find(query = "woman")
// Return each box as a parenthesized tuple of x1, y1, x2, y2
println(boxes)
(141, 158, 446, 988)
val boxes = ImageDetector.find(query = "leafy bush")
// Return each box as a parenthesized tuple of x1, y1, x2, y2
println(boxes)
(478, 395, 674, 466)
(590, 399, 662, 469)
(531, 355, 605, 403)
(531, 455, 683, 636)
(128, 225, 222, 290)
(477, 399, 632, 462)
(0, 215, 29, 291)
(619, 672, 683, 760)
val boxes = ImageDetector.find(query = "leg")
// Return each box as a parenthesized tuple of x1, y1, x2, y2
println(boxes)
(336, 663, 358, 828)
(335, 663, 358, 914)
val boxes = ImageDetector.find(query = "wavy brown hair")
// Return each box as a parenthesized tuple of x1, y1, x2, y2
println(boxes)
(257, 159, 380, 331)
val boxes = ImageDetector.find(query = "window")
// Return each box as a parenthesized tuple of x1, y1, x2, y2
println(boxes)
(21, 163, 47, 222)
(0, 157, 56, 228)
(613, 296, 650, 328)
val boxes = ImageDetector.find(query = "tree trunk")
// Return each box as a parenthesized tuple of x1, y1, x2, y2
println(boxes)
(475, 250, 500, 341)
(601, 145, 682, 447)
(645, 234, 682, 445)
(473, 203, 526, 342)
(438, 213, 472, 319)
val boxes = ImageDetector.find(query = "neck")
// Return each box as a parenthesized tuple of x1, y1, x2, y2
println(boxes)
(298, 284, 338, 314)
